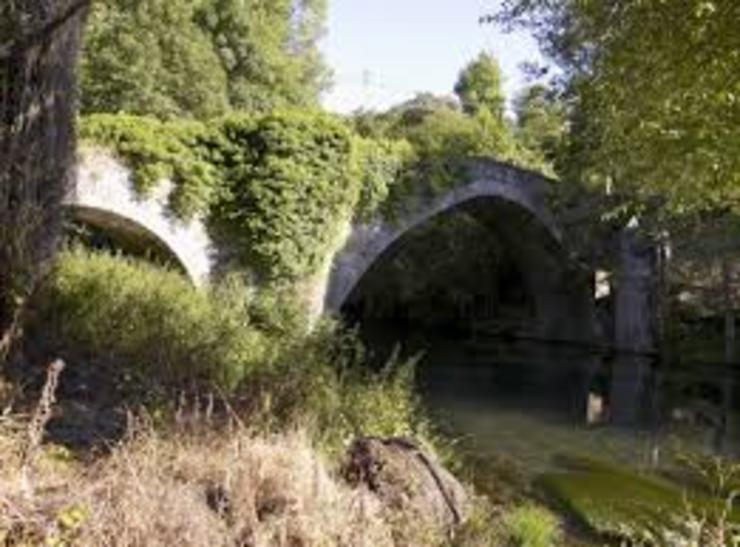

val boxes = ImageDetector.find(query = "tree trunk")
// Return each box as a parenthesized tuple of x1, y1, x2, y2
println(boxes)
(0, 1, 88, 364)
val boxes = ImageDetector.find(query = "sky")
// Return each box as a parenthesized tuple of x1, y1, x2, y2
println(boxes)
(321, 0, 546, 114)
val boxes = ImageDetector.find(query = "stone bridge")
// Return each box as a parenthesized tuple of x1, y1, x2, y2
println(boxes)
(67, 153, 599, 346)
(66, 151, 213, 284)
(322, 159, 595, 345)
(66, 148, 652, 423)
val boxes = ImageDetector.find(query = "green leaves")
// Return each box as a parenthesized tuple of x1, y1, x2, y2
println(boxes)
(80, 0, 229, 119)
(79, 0, 330, 119)
(213, 111, 358, 281)
(454, 52, 506, 119)
(496, 0, 740, 221)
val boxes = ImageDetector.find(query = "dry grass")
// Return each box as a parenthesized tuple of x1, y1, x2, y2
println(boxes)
(0, 416, 452, 546)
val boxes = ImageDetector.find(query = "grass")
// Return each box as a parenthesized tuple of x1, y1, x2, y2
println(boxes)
(0, 248, 502, 545)
(502, 504, 562, 547)
(538, 454, 740, 543)
(0, 418, 439, 546)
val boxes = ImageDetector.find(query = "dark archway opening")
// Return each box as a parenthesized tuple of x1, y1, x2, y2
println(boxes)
(63, 206, 188, 277)
(341, 197, 597, 428)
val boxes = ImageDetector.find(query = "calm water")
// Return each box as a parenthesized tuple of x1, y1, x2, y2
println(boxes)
(361, 320, 737, 482)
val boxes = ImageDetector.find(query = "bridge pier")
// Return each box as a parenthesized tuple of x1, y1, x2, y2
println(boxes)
(610, 221, 657, 425)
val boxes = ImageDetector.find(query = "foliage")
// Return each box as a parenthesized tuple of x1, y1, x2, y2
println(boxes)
(79, 0, 330, 119)
(211, 110, 359, 281)
(33, 248, 267, 389)
(241, 322, 435, 458)
(80, 0, 229, 119)
(79, 114, 220, 219)
(352, 137, 414, 220)
(493, 0, 740, 220)
(454, 52, 506, 119)
(502, 504, 562, 547)
(383, 106, 526, 207)
(513, 84, 565, 175)
(195, 0, 330, 111)
(80, 111, 368, 281)
(30, 249, 434, 461)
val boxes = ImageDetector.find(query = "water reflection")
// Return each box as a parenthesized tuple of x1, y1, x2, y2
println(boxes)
(360, 319, 736, 478)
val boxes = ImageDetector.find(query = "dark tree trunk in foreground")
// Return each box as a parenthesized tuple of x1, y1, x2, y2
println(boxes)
(0, 1, 88, 360)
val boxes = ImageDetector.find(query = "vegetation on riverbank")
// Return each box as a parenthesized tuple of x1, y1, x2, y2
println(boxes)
(1, 249, 570, 546)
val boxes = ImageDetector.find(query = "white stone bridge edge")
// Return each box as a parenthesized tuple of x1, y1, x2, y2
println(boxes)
(65, 150, 214, 284)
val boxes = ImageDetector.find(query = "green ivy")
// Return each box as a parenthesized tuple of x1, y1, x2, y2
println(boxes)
(79, 114, 221, 219)
(79, 111, 497, 282)
(210, 111, 360, 281)
(79, 111, 410, 281)
(352, 137, 414, 221)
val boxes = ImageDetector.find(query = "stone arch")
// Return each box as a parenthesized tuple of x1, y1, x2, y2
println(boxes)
(324, 159, 596, 344)
(64, 151, 214, 284)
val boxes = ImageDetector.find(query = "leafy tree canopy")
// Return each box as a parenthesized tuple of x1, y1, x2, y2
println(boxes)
(454, 52, 506, 119)
(79, 0, 330, 119)
(493, 0, 740, 219)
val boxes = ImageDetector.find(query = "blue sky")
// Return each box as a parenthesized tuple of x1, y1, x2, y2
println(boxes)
(321, 0, 545, 113)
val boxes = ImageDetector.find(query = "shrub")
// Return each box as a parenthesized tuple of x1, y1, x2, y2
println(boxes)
(238, 323, 437, 458)
(502, 504, 562, 547)
(352, 137, 413, 220)
(30, 249, 436, 457)
(33, 248, 267, 390)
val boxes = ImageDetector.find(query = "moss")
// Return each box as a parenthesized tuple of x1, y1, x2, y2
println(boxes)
(538, 455, 740, 541)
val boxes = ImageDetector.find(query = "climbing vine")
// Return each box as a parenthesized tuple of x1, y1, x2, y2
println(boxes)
(79, 111, 412, 281)
(79, 114, 221, 219)
(79, 109, 528, 282)
(210, 111, 359, 281)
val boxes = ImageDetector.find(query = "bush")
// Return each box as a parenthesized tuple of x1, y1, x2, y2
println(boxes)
(502, 504, 562, 547)
(31, 249, 435, 457)
(34, 248, 267, 390)
(238, 323, 436, 458)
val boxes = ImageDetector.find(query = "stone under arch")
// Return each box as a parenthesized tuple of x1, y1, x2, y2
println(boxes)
(64, 151, 214, 284)
(324, 159, 596, 345)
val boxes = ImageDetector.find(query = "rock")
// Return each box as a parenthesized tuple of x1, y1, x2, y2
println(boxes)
(342, 437, 469, 534)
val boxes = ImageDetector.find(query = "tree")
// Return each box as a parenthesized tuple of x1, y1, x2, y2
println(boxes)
(454, 52, 506, 119)
(493, 0, 740, 218)
(1, 0, 88, 360)
(195, 0, 330, 111)
(80, 0, 331, 118)
(80, 0, 229, 119)
(513, 83, 565, 167)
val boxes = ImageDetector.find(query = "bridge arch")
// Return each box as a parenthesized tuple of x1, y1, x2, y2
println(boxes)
(65, 151, 214, 284)
(324, 159, 596, 344)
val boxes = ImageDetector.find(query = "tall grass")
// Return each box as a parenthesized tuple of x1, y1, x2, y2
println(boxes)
(1, 249, 488, 545)
(0, 420, 439, 546)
